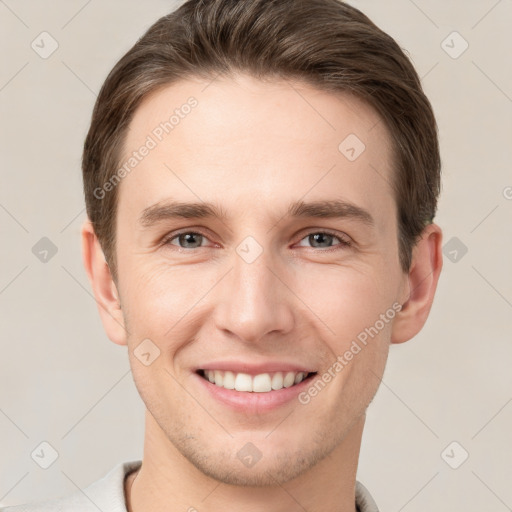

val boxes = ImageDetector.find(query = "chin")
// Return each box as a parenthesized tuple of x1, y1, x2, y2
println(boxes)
(185, 450, 321, 487)
(166, 423, 343, 487)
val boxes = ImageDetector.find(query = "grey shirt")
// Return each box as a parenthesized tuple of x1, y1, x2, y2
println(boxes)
(1, 460, 380, 512)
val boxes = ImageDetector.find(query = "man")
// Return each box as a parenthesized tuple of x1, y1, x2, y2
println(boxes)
(3, 0, 443, 511)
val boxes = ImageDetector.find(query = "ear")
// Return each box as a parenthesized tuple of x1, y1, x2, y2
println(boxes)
(81, 219, 128, 346)
(391, 223, 443, 344)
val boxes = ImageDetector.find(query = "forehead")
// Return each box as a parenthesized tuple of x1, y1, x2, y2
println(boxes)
(118, 74, 395, 230)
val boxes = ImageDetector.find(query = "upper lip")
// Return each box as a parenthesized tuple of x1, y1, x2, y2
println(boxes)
(196, 361, 316, 375)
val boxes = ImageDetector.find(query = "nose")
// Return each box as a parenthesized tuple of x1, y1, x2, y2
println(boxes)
(212, 244, 295, 345)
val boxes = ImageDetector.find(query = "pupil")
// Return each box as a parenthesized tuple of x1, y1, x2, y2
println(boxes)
(181, 233, 202, 248)
(311, 233, 332, 247)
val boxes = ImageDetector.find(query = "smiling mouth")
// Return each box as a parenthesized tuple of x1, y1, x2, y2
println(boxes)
(197, 369, 317, 392)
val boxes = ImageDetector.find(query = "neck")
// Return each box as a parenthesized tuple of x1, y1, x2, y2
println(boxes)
(126, 411, 364, 512)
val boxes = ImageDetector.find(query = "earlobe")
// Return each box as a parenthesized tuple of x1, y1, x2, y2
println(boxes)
(81, 220, 128, 346)
(391, 223, 443, 344)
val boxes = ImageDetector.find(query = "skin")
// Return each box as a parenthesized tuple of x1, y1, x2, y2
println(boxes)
(82, 74, 443, 512)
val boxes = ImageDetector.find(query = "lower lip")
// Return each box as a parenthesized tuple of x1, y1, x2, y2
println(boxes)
(194, 372, 316, 413)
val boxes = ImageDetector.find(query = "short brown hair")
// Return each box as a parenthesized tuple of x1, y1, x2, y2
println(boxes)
(82, 0, 441, 280)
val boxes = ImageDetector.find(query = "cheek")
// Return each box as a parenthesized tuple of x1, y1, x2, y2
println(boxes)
(120, 259, 208, 333)
(292, 263, 394, 338)
(122, 253, 395, 321)
(293, 265, 395, 405)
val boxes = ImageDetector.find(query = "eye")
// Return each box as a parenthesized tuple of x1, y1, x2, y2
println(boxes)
(161, 229, 352, 252)
(163, 231, 212, 249)
(296, 230, 352, 250)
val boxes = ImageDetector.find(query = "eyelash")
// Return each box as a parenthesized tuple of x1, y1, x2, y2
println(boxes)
(161, 229, 352, 252)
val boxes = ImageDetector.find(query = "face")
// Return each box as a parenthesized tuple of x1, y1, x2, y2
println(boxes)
(110, 74, 409, 485)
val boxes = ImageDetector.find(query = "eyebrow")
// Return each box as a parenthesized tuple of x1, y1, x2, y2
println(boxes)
(139, 198, 374, 228)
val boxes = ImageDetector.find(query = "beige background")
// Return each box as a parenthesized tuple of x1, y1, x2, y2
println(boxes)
(1, 0, 511, 510)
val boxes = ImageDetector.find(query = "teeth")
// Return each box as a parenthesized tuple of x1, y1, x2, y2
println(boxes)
(234, 373, 252, 392)
(294, 372, 306, 384)
(283, 371, 296, 388)
(253, 373, 272, 392)
(214, 370, 223, 387)
(271, 372, 284, 390)
(202, 370, 310, 392)
(223, 371, 235, 389)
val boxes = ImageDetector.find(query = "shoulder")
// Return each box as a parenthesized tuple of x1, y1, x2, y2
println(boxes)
(1, 460, 142, 512)
(355, 480, 380, 512)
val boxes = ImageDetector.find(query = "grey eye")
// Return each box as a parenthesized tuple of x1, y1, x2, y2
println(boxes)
(170, 232, 205, 248)
(307, 233, 336, 248)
